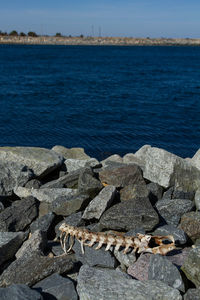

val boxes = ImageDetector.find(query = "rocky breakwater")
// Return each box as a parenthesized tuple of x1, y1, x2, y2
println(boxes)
(0, 145, 200, 299)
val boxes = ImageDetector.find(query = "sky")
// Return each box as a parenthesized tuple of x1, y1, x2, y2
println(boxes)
(0, 0, 200, 38)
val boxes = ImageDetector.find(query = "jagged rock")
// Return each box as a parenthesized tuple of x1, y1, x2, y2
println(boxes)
(134, 144, 151, 160)
(64, 158, 99, 172)
(166, 248, 191, 269)
(30, 213, 55, 237)
(0, 201, 4, 212)
(148, 254, 185, 292)
(181, 246, 200, 287)
(0, 232, 25, 266)
(180, 211, 200, 241)
(101, 154, 123, 166)
(52, 145, 90, 160)
(73, 238, 117, 268)
(14, 187, 77, 203)
(82, 185, 117, 220)
(98, 164, 145, 188)
(195, 189, 200, 210)
(0, 147, 63, 178)
(33, 273, 78, 300)
(127, 253, 152, 280)
(123, 153, 145, 170)
(100, 198, 159, 231)
(147, 182, 163, 204)
(155, 198, 194, 226)
(0, 197, 38, 231)
(0, 252, 74, 287)
(49, 193, 90, 216)
(140, 146, 200, 191)
(0, 284, 43, 300)
(153, 224, 187, 245)
(113, 247, 136, 269)
(15, 230, 47, 259)
(25, 179, 42, 189)
(41, 169, 81, 189)
(77, 264, 182, 300)
(190, 149, 200, 170)
(78, 167, 103, 198)
(120, 183, 149, 201)
(184, 288, 200, 300)
(0, 161, 33, 197)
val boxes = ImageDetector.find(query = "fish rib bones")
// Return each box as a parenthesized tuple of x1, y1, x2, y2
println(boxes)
(59, 223, 176, 255)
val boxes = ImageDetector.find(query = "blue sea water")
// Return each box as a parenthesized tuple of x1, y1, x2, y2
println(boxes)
(0, 44, 199, 160)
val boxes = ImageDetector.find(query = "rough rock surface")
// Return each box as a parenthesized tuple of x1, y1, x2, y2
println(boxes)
(155, 198, 194, 226)
(41, 169, 81, 189)
(0, 147, 63, 178)
(141, 146, 200, 191)
(0, 232, 25, 265)
(0, 197, 38, 232)
(166, 248, 191, 269)
(98, 164, 145, 187)
(64, 158, 99, 172)
(190, 149, 200, 170)
(148, 254, 185, 292)
(120, 183, 149, 201)
(52, 145, 90, 160)
(73, 238, 117, 268)
(154, 224, 187, 245)
(147, 182, 163, 203)
(100, 198, 159, 231)
(0, 161, 33, 197)
(180, 211, 200, 241)
(30, 212, 55, 236)
(82, 185, 116, 220)
(0, 252, 75, 287)
(77, 264, 182, 300)
(78, 167, 103, 198)
(127, 253, 152, 281)
(0, 284, 43, 300)
(33, 273, 78, 300)
(123, 153, 145, 169)
(195, 189, 200, 210)
(181, 246, 200, 287)
(113, 247, 136, 269)
(184, 288, 200, 300)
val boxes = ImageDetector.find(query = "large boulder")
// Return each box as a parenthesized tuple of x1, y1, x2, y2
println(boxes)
(52, 145, 90, 160)
(0, 147, 63, 178)
(64, 158, 99, 172)
(99, 197, 159, 231)
(137, 146, 200, 191)
(180, 211, 200, 242)
(0, 161, 33, 197)
(190, 149, 200, 170)
(0, 284, 43, 300)
(78, 167, 103, 198)
(77, 264, 182, 300)
(181, 246, 200, 287)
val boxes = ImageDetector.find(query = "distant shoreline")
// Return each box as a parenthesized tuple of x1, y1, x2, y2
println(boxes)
(1, 35, 200, 46)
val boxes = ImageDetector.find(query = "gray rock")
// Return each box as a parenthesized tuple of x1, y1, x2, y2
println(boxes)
(173, 189, 195, 200)
(77, 264, 182, 300)
(41, 169, 81, 189)
(25, 179, 42, 189)
(52, 145, 90, 160)
(190, 148, 200, 171)
(166, 247, 191, 269)
(73, 238, 117, 268)
(0, 161, 33, 197)
(155, 198, 194, 226)
(0, 197, 38, 231)
(0, 232, 25, 266)
(134, 144, 151, 160)
(148, 254, 185, 292)
(184, 288, 200, 300)
(147, 182, 163, 203)
(181, 246, 200, 287)
(33, 273, 78, 300)
(162, 187, 174, 200)
(141, 146, 200, 191)
(78, 167, 103, 198)
(98, 164, 145, 188)
(0, 252, 74, 287)
(82, 185, 117, 220)
(64, 158, 99, 172)
(50, 193, 90, 216)
(48, 241, 64, 256)
(55, 212, 84, 238)
(127, 253, 152, 280)
(180, 211, 200, 242)
(100, 198, 159, 231)
(0, 284, 43, 300)
(113, 247, 136, 269)
(15, 230, 47, 259)
(120, 183, 149, 201)
(14, 187, 77, 203)
(154, 224, 187, 245)
(30, 213, 55, 236)
(123, 153, 145, 169)
(0, 146, 63, 178)
(101, 154, 123, 166)
(195, 189, 200, 210)
(0, 201, 4, 212)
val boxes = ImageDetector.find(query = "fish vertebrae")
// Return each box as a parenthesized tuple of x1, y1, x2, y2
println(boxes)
(59, 223, 175, 255)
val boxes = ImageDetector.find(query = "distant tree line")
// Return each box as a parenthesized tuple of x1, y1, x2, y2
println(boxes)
(0, 30, 85, 38)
